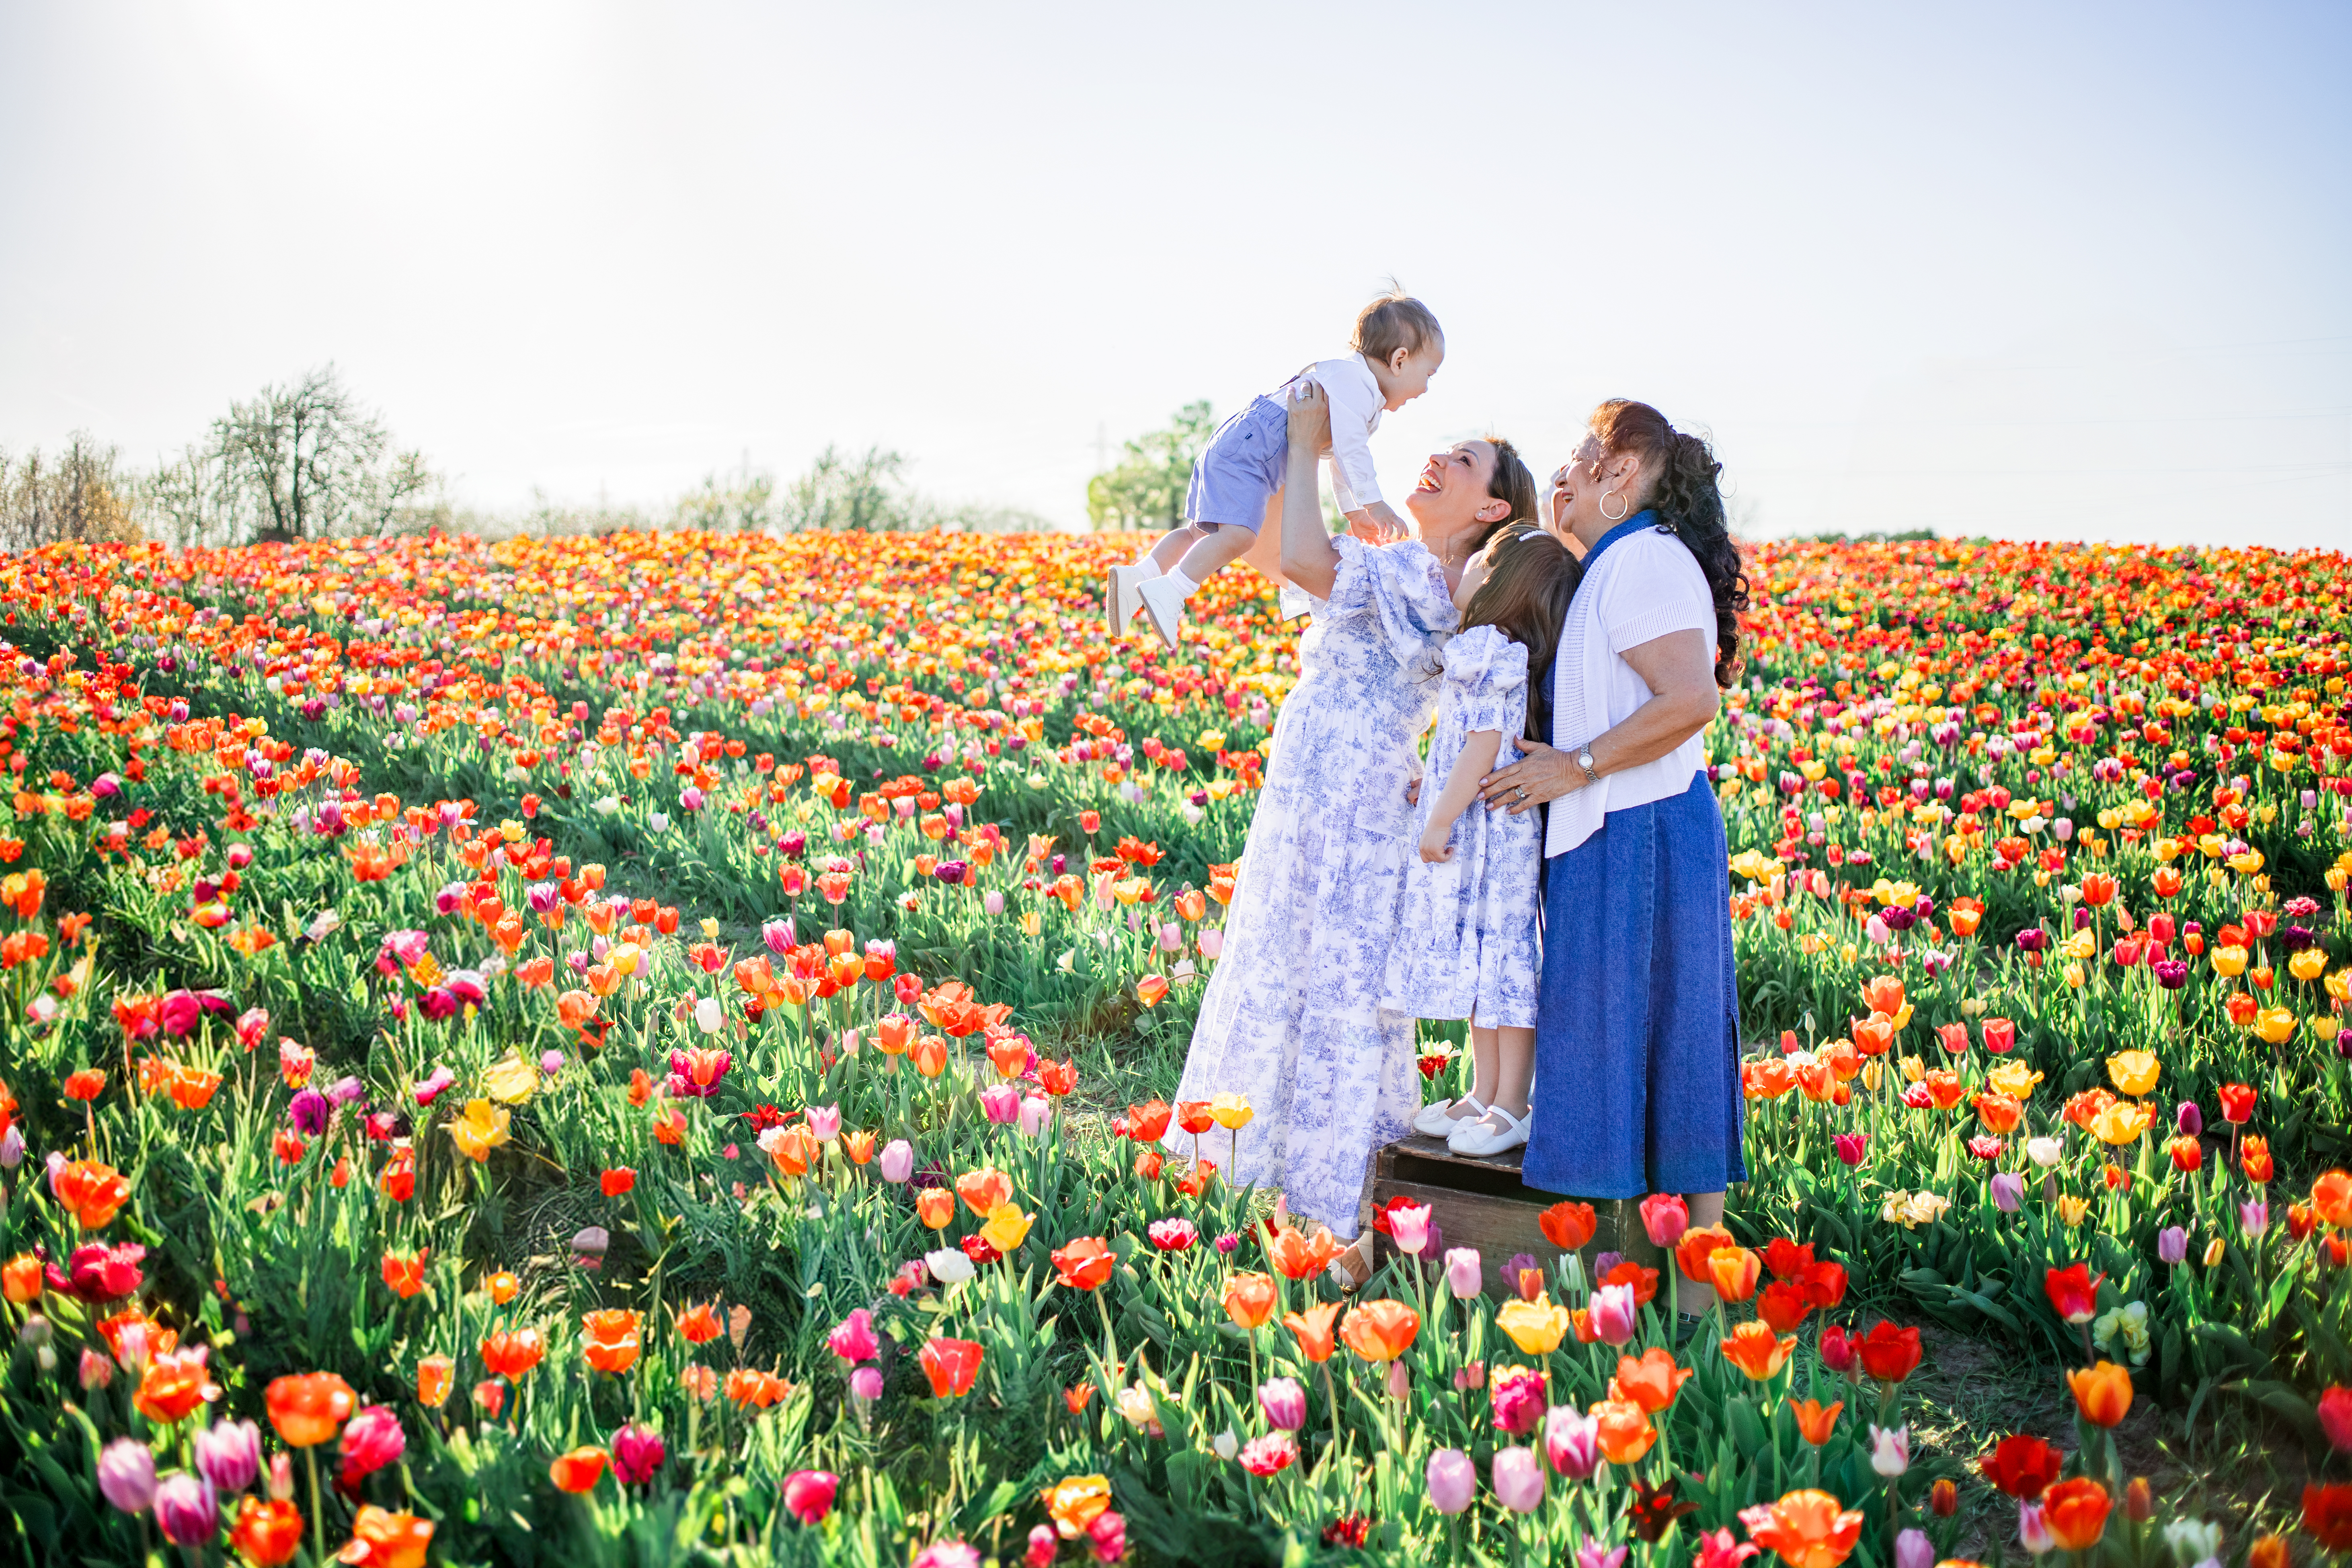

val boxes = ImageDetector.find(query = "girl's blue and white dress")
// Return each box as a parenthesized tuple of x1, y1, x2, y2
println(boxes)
(1162, 536, 1455, 1238)
(1381, 626, 1542, 1028)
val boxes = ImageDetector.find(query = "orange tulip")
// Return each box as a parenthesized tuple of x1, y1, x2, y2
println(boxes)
(480, 1326, 546, 1378)
(2067, 1361, 2133, 1427)
(1709, 1246, 1762, 1303)
(1590, 1397, 1657, 1464)
(2041, 1478, 2111, 1550)
(1861, 975, 1905, 1016)
(1790, 1398, 1843, 1445)
(2, 1253, 43, 1304)
(916, 1188, 955, 1229)
(1755, 1281, 1812, 1334)
(911, 1035, 949, 1077)
(1973, 1092, 2024, 1135)
(1221, 1271, 1278, 1330)
(1609, 1347, 1692, 1413)
(50, 1158, 131, 1228)
(843, 1131, 876, 1165)
(956, 1167, 1013, 1216)
(415, 1356, 454, 1408)
(228, 1497, 304, 1567)
(381, 1250, 427, 1301)
(1284, 1301, 1341, 1363)
(918, 1336, 984, 1398)
(2315, 1170, 2352, 1229)
(1743, 1490, 1866, 1568)
(340, 1506, 433, 1568)
(135, 1346, 222, 1424)
(1051, 1236, 1116, 1291)
(548, 1446, 609, 1494)
(1174, 1100, 1215, 1135)
(1338, 1299, 1419, 1362)
(1675, 1224, 1736, 1283)
(1539, 1201, 1597, 1251)
(582, 1309, 642, 1374)
(1266, 1225, 1345, 1281)
(675, 1301, 722, 1344)
(265, 1371, 355, 1447)
(1721, 1321, 1799, 1382)
(486, 1270, 521, 1305)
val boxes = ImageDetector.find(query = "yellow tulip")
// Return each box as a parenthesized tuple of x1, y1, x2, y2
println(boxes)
(482, 1053, 540, 1105)
(2253, 1008, 2297, 1046)
(1496, 1295, 1571, 1356)
(1208, 1093, 1254, 1131)
(1988, 1062, 2044, 1099)
(446, 1099, 511, 1162)
(2057, 1195, 2089, 1227)
(2063, 962, 2087, 990)
(2327, 969, 2351, 1004)
(607, 942, 642, 977)
(979, 1205, 1034, 1253)
(2088, 1100, 2154, 1146)
(2287, 949, 2325, 983)
(2211, 946, 2248, 978)
(2105, 1051, 2159, 1098)
(2203, 1238, 2225, 1268)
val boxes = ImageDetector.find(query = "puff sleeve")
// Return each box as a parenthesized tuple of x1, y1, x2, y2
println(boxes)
(1440, 625, 1529, 739)
(1321, 537, 1458, 680)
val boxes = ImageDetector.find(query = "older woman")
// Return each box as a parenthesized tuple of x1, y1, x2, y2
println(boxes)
(1476, 399, 1750, 1317)
(1165, 380, 1535, 1258)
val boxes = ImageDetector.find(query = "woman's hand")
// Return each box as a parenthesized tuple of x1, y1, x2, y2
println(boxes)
(1477, 739, 1582, 815)
(1403, 776, 1420, 807)
(1287, 378, 1332, 449)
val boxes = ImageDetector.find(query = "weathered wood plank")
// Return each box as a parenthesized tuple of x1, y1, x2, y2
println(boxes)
(1367, 1135, 1666, 1298)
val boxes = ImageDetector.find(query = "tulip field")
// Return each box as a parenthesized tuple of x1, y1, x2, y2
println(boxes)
(0, 527, 2349, 1568)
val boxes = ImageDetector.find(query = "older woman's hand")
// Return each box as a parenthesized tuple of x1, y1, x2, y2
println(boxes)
(1477, 739, 1583, 815)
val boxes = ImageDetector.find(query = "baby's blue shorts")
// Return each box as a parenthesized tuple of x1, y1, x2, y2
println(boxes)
(1182, 394, 1288, 534)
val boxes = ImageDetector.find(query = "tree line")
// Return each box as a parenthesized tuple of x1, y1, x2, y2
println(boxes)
(2, 366, 1051, 551)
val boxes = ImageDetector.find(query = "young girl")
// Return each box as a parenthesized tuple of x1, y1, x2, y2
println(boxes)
(1107, 291, 1444, 649)
(1384, 523, 1580, 1157)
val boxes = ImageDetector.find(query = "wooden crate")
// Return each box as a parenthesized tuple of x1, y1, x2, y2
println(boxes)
(1367, 1134, 1664, 1297)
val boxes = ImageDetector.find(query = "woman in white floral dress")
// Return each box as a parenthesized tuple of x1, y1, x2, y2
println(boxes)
(1163, 381, 1537, 1246)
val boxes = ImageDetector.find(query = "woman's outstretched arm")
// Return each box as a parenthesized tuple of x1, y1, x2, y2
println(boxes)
(1279, 380, 1341, 599)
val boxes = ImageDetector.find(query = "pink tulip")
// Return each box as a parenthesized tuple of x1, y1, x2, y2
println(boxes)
(979, 1084, 1020, 1124)
(1198, 928, 1223, 961)
(783, 1469, 839, 1525)
(829, 1309, 879, 1364)
(2319, 1386, 2352, 1453)
(1426, 1449, 1477, 1515)
(1491, 1445, 1545, 1513)
(879, 1140, 915, 1182)
(1018, 1096, 1053, 1137)
(1589, 1283, 1639, 1346)
(805, 1105, 842, 1143)
(1444, 1247, 1483, 1299)
(1388, 1202, 1433, 1258)
(1546, 1406, 1601, 1479)
(611, 1423, 665, 1485)
(1259, 1377, 1307, 1430)
(337, 1406, 405, 1488)
(1638, 1193, 1688, 1247)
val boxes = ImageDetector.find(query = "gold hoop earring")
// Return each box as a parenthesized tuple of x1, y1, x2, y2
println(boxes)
(1600, 490, 1630, 522)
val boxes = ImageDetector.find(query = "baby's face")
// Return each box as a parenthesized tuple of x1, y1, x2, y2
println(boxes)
(1377, 338, 1445, 411)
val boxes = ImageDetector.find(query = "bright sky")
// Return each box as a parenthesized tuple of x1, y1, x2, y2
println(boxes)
(4, 2, 2348, 551)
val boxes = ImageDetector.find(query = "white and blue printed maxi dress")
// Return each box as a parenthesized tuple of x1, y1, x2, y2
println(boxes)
(1162, 536, 1456, 1238)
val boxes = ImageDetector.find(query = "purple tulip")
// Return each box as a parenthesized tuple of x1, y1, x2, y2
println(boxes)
(1897, 1528, 1935, 1568)
(878, 1139, 914, 1183)
(97, 1438, 157, 1513)
(2338, 1028, 2352, 1062)
(2157, 1227, 2188, 1265)
(1990, 1173, 2024, 1213)
(1426, 1449, 1477, 1515)
(611, 1423, 666, 1486)
(326, 1076, 366, 1106)
(193, 1418, 261, 1494)
(289, 1090, 331, 1135)
(152, 1472, 217, 1545)
(1259, 1377, 1307, 1431)
(2176, 1101, 2203, 1137)
(1545, 1407, 1601, 1480)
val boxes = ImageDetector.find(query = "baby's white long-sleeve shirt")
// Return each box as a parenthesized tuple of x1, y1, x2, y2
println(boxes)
(1299, 353, 1385, 512)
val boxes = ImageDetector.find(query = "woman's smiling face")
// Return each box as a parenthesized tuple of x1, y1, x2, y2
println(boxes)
(1405, 439, 1500, 542)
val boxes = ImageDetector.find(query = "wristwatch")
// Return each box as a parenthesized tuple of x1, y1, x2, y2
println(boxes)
(1574, 748, 1601, 787)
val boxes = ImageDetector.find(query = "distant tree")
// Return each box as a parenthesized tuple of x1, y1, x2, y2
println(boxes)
(778, 443, 917, 532)
(208, 365, 437, 543)
(1086, 400, 1215, 531)
(675, 461, 777, 532)
(0, 434, 143, 551)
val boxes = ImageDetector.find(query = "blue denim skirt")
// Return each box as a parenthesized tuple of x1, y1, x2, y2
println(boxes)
(1520, 773, 1747, 1199)
(1183, 394, 1288, 533)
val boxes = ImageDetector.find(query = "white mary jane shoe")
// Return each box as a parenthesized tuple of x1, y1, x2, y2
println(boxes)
(1135, 575, 1186, 649)
(1107, 563, 1150, 636)
(1447, 1104, 1530, 1158)
(1414, 1095, 1485, 1138)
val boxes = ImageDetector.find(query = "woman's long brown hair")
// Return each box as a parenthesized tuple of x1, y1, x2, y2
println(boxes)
(1458, 522, 1581, 745)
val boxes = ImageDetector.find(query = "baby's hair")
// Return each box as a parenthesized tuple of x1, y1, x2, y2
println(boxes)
(1460, 523, 1581, 745)
(1352, 290, 1442, 365)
